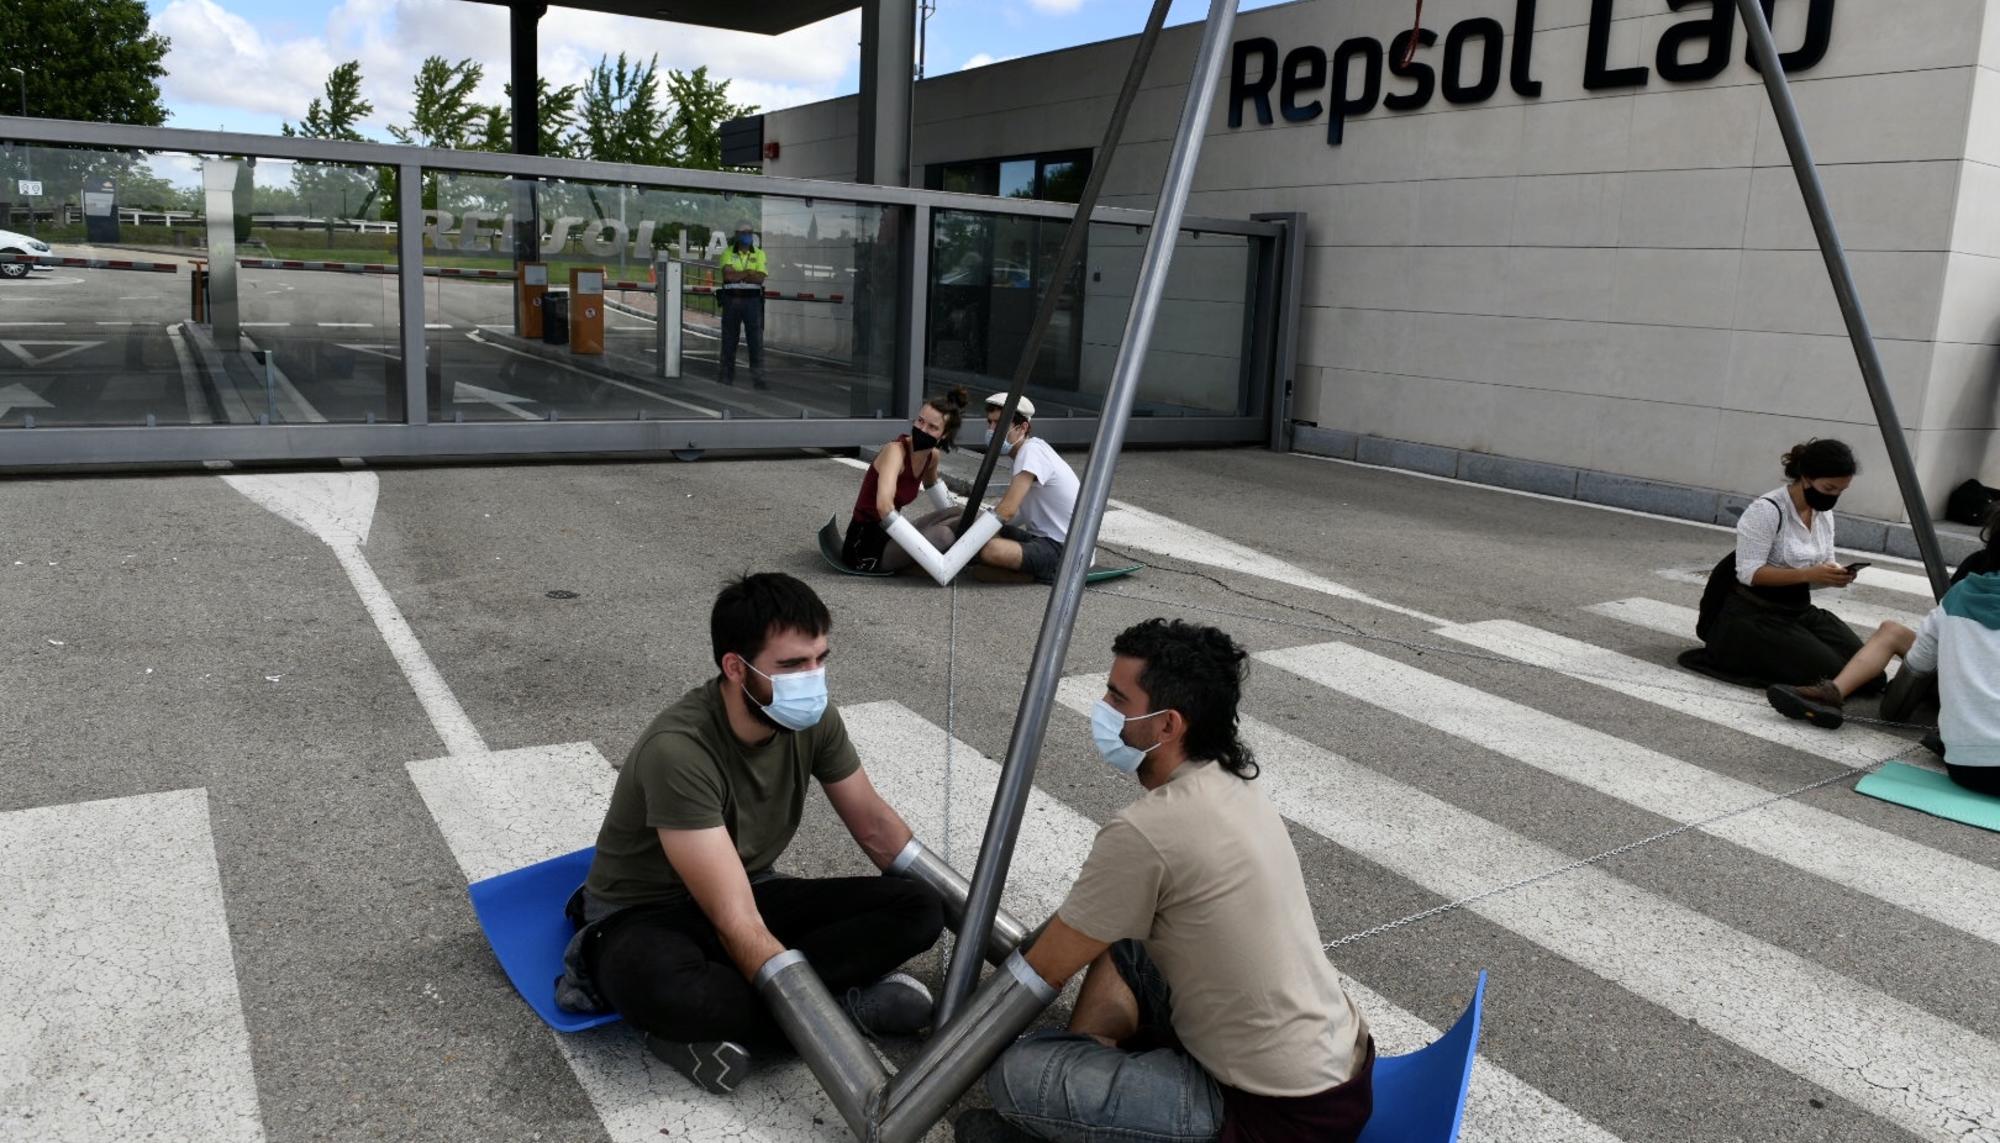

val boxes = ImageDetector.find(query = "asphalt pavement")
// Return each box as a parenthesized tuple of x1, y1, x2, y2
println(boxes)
(3, 446, 1996, 1143)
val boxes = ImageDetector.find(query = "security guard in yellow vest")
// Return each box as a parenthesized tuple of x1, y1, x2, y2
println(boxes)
(719, 221, 768, 388)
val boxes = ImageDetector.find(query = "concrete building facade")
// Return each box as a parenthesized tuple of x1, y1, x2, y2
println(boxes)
(756, 0, 2000, 525)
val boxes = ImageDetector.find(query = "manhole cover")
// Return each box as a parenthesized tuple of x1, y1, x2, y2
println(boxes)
(546, 589, 580, 600)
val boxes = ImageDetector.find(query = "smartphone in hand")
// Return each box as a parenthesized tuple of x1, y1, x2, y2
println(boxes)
(1843, 561, 1873, 575)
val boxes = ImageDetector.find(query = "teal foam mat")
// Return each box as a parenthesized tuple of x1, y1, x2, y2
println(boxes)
(1856, 762, 2000, 833)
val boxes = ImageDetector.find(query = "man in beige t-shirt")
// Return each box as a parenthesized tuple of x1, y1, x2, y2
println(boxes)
(960, 619, 1374, 1143)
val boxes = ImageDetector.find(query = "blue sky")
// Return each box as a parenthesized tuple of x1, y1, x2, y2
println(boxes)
(142, 0, 1293, 140)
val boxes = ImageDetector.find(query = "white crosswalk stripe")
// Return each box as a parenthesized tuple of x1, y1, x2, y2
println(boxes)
(1256, 641, 2000, 949)
(841, 701, 1629, 1143)
(1045, 678, 2000, 1141)
(405, 742, 902, 1142)
(1434, 619, 1911, 768)
(1654, 567, 1929, 629)
(1585, 598, 1905, 678)
(0, 789, 265, 1143)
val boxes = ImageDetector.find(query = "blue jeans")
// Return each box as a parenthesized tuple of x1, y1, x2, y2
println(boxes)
(987, 941, 1225, 1143)
(719, 291, 763, 382)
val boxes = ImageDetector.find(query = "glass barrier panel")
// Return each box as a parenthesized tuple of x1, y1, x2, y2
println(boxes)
(0, 141, 402, 427)
(231, 156, 401, 423)
(422, 170, 898, 423)
(925, 212, 1252, 419)
(0, 141, 204, 427)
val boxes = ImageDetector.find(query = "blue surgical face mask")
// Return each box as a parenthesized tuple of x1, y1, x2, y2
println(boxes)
(1091, 699, 1165, 775)
(744, 662, 828, 731)
(984, 427, 1016, 457)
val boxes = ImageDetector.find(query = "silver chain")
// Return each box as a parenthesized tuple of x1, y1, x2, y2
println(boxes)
(1091, 582, 1934, 732)
(1319, 743, 1917, 949)
(1081, 574, 1935, 949)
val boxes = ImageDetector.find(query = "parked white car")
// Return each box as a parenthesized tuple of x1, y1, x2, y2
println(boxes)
(0, 228, 52, 279)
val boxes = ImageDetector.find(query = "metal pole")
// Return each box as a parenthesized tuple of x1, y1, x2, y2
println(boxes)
(937, 0, 1241, 1024)
(656, 253, 682, 379)
(1733, 0, 1951, 599)
(7, 68, 27, 237)
(955, 0, 1175, 536)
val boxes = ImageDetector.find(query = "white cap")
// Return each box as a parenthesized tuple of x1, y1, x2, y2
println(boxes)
(985, 393, 1035, 421)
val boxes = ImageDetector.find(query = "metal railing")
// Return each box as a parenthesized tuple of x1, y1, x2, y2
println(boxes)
(0, 115, 1296, 469)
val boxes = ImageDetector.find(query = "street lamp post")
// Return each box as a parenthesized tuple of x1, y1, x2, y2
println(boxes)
(7, 66, 31, 236)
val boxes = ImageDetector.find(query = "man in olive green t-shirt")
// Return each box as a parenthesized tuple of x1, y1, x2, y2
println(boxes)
(960, 619, 1376, 1143)
(570, 573, 943, 1095)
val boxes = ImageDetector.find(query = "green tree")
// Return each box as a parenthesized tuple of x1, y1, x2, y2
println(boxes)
(500, 78, 584, 158)
(0, 0, 170, 125)
(282, 60, 373, 142)
(389, 56, 486, 150)
(0, 0, 172, 220)
(283, 61, 379, 222)
(663, 66, 757, 171)
(579, 53, 670, 167)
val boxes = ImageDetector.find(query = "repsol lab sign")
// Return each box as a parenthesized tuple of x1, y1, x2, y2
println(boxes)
(1229, 0, 1834, 145)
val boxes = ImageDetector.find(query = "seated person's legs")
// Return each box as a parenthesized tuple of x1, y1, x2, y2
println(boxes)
(590, 907, 786, 1054)
(984, 941, 1224, 1142)
(1769, 621, 1915, 727)
(1945, 763, 2000, 797)
(976, 525, 1064, 585)
(754, 875, 945, 1035)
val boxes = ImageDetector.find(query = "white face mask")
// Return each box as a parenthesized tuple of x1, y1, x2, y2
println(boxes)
(742, 663, 828, 731)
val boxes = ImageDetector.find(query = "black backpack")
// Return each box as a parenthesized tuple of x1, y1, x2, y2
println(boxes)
(1946, 479, 1999, 527)
(1696, 495, 1793, 642)
(1696, 553, 1737, 644)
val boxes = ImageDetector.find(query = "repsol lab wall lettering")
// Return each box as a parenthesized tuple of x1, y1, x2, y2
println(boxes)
(1230, 0, 1835, 145)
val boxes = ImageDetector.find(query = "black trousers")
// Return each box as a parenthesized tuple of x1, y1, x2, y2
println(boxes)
(1947, 763, 2000, 796)
(587, 876, 944, 1051)
(1704, 594, 1865, 686)
(719, 292, 764, 381)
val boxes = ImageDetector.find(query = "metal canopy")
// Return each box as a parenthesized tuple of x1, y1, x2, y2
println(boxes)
(469, 0, 860, 35)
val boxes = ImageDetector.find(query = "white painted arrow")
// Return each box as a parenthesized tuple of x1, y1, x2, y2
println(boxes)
(452, 382, 540, 421)
(0, 382, 53, 419)
(1, 339, 103, 367)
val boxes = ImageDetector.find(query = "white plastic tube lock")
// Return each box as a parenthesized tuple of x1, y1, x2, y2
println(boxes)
(923, 480, 954, 512)
(884, 507, 1003, 586)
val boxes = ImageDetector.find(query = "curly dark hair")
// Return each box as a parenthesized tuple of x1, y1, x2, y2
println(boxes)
(1110, 618, 1258, 779)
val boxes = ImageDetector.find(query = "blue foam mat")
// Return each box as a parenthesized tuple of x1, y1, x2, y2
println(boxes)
(1856, 762, 2000, 833)
(1357, 972, 1485, 1143)
(467, 846, 619, 1032)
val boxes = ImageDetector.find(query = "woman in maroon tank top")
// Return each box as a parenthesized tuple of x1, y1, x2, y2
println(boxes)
(841, 387, 970, 572)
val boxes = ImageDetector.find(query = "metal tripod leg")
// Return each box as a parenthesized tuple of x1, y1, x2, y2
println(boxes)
(939, 0, 1244, 1025)
(1732, 0, 1951, 599)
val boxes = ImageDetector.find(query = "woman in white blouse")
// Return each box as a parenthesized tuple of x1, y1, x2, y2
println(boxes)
(1704, 439, 1909, 692)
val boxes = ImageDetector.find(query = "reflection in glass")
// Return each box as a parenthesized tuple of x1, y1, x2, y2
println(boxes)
(424, 172, 897, 422)
(927, 217, 1252, 419)
(232, 156, 401, 423)
(0, 142, 399, 427)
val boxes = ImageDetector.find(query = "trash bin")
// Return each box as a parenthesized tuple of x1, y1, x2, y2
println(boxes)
(542, 290, 570, 345)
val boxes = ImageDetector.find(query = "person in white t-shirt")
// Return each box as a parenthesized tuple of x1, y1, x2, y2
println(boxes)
(973, 393, 1081, 584)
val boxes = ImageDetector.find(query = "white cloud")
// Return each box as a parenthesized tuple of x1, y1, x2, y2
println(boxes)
(151, 0, 860, 137)
(960, 51, 1019, 71)
(152, 0, 340, 120)
(1025, 0, 1086, 12)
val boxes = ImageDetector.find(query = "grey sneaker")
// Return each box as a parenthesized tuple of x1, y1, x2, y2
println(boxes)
(954, 1108, 1036, 1143)
(1766, 680, 1845, 729)
(644, 1033, 751, 1095)
(842, 972, 934, 1039)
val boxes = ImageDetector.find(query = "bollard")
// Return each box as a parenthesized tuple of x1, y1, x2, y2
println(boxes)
(655, 254, 682, 379)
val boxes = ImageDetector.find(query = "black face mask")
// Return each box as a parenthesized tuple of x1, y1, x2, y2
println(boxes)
(910, 426, 940, 452)
(1803, 486, 1841, 511)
